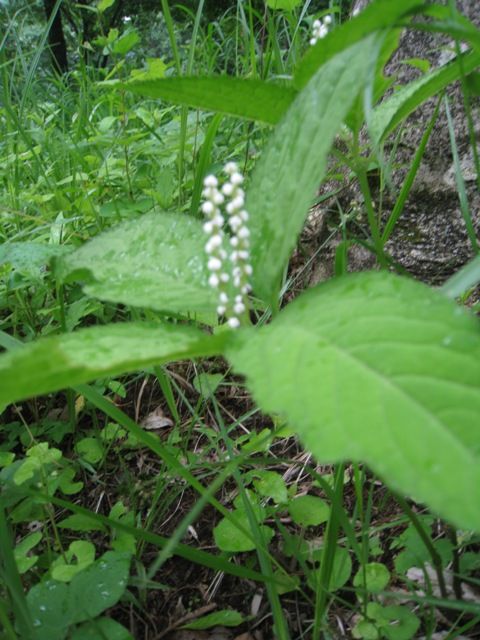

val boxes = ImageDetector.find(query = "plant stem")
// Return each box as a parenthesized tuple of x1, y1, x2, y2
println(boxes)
(0, 507, 33, 639)
(312, 463, 345, 639)
(394, 493, 448, 599)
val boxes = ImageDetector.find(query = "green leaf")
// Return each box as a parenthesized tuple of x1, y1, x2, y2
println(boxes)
(57, 212, 218, 314)
(122, 76, 296, 125)
(213, 511, 274, 553)
(15, 532, 42, 574)
(353, 619, 380, 640)
(0, 451, 15, 467)
(75, 437, 104, 465)
(130, 57, 167, 80)
(239, 427, 272, 454)
(368, 603, 420, 640)
(58, 514, 107, 533)
(0, 242, 67, 278)
(294, 0, 424, 90)
(273, 571, 300, 595)
(353, 562, 390, 594)
(227, 271, 480, 530)
(26, 553, 131, 639)
(109, 502, 136, 554)
(0, 322, 223, 406)
(247, 36, 379, 305)
(27, 580, 71, 640)
(307, 546, 352, 592)
(371, 50, 480, 143)
(252, 470, 288, 504)
(267, 0, 301, 10)
(192, 372, 224, 399)
(98, 115, 117, 133)
(441, 255, 480, 299)
(71, 618, 133, 640)
(183, 609, 245, 630)
(69, 551, 131, 624)
(58, 468, 83, 495)
(14, 443, 62, 485)
(97, 0, 115, 12)
(112, 30, 139, 55)
(288, 495, 330, 527)
(51, 541, 96, 583)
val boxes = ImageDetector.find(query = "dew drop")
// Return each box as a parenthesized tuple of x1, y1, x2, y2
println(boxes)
(442, 336, 452, 346)
(101, 590, 110, 597)
(39, 605, 46, 612)
(33, 619, 42, 627)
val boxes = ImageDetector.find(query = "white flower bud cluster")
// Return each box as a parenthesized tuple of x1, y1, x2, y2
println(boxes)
(310, 15, 332, 46)
(202, 162, 252, 329)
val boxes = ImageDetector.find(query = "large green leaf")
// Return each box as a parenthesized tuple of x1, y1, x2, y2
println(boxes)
(294, 0, 425, 90)
(69, 551, 131, 624)
(71, 618, 132, 640)
(227, 271, 480, 530)
(57, 212, 217, 314)
(371, 49, 480, 143)
(0, 242, 68, 278)
(247, 36, 380, 305)
(0, 322, 223, 406)
(27, 580, 71, 640)
(26, 552, 131, 640)
(122, 76, 296, 125)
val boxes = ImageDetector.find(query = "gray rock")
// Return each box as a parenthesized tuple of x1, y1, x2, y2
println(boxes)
(382, 1, 478, 283)
(332, 0, 480, 284)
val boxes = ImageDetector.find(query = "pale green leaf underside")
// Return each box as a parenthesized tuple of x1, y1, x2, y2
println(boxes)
(57, 212, 217, 314)
(0, 242, 68, 276)
(227, 272, 480, 530)
(123, 76, 296, 125)
(247, 36, 379, 305)
(0, 322, 223, 406)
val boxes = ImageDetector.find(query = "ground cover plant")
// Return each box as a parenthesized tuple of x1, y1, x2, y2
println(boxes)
(1, 0, 480, 638)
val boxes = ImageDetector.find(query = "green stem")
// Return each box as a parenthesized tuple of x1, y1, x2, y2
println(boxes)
(394, 493, 448, 599)
(312, 463, 345, 639)
(160, 0, 181, 75)
(211, 399, 290, 640)
(447, 526, 462, 601)
(0, 597, 18, 639)
(56, 282, 76, 430)
(0, 507, 33, 639)
(356, 168, 387, 268)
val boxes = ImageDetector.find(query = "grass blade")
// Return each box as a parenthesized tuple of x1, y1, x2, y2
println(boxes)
(440, 255, 480, 299)
(444, 96, 479, 252)
(0, 506, 34, 638)
(381, 96, 442, 243)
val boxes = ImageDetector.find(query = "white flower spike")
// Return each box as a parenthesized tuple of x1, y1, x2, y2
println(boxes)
(201, 161, 253, 329)
(310, 15, 332, 46)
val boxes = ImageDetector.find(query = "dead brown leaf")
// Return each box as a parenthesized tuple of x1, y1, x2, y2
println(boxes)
(141, 406, 174, 430)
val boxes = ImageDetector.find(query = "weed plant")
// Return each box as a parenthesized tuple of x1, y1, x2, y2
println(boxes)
(1, 0, 480, 639)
